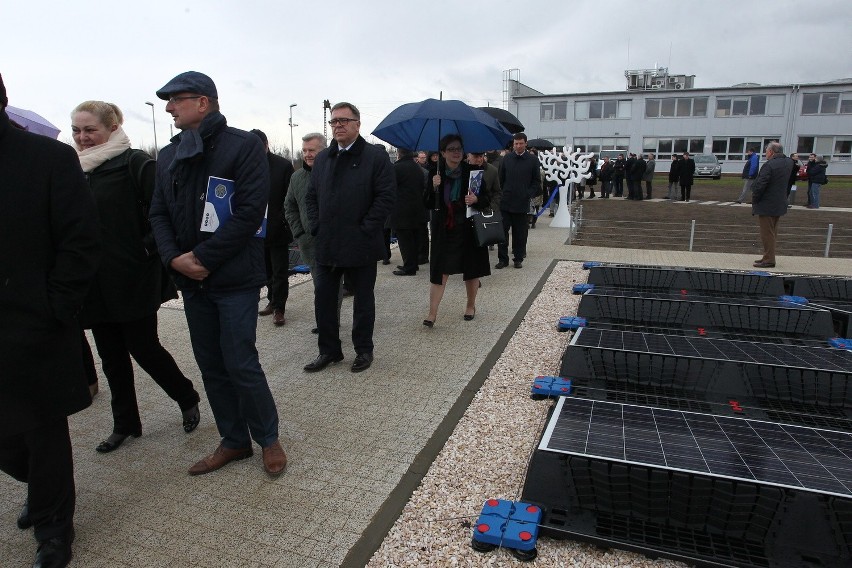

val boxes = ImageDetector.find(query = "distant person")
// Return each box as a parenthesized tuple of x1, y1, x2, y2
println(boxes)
(497, 133, 540, 269)
(752, 142, 793, 268)
(787, 152, 800, 206)
(679, 151, 696, 201)
(416, 151, 427, 167)
(628, 152, 646, 200)
(1, 73, 101, 568)
(598, 155, 614, 198)
(806, 154, 828, 209)
(805, 153, 817, 207)
(390, 148, 427, 276)
(612, 153, 626, 197)
(642, 153, 656, 199)
(667, 154, 681, 200)
(624, 153, 637, 199)
(423, 134, 494, 326)
(252, 129, 294, 327)
(148, 71, 286, 478)
(735, 148, 760, 203)
(304, 102, 395, 373)
(71, 100, 201, 454)
(583, 156, 598, 199)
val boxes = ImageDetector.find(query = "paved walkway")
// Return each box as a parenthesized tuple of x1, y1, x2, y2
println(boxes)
(1, 214, 849, 568)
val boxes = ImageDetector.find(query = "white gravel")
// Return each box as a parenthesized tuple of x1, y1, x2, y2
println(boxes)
(366, 261, 689, 568)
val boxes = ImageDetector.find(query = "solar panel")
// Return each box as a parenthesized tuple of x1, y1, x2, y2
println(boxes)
(539, 397, 852, 498)
(590, 320, 833, 345)
(587, 265, 786, 296)
(572, 328, 852, 372)
(791, 276, 852, 301)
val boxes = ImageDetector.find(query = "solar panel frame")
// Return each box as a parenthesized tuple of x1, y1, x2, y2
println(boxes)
(539, 397, 852, 499)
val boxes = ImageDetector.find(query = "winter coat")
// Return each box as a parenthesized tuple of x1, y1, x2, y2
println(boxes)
(742, 152, 759, 179)
(483, 162, 502, 211)
(752, 153, 793, 217)
(642, 159, 656, 182)
(498, 150, 541, 213)
(807, 160, 828, 185)
(0, 109, 100, 435)
(265, 152, 295, 247)
(679, 158, 696, 186)
(599, 161, 614, 182)
(283, 167, 316, 268)
(613, 158, 626, 179)
(788, 160, 800, 187)
(391, 155, 428, 230)
(668, 158, 681, 183)
(150, 111, 269, 295)
(305, 136, 396, 267)
(629, 158, 646, 181)
(79, 149, 173, 328)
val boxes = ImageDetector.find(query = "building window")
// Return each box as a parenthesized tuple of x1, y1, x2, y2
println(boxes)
(644, 137, 705, 159)
(573, 137, 630, 154)
(713, 136, 781, 160)
(797, 135, 852, 161)
(575, 99, 631, 120)
(716, 95, 784, 117)
(801, 92, 850, 115)
(540, 101, 567, 121)
(645, 97, 708, 118)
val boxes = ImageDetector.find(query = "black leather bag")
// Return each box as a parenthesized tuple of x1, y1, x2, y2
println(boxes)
(471, 209, 506, 247)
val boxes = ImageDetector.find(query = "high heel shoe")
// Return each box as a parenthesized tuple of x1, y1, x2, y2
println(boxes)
(422, 319, 434, 328)
(182, 403, 200, 433)
(464, 308, 476, 321)
(95, 432, 141, 454)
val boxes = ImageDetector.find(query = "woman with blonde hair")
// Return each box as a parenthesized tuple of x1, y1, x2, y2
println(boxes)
(71, 100, 200, 453)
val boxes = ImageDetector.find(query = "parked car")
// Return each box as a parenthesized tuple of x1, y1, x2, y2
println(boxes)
(694, 154, 722, 179)
(797, 162, 809, 180)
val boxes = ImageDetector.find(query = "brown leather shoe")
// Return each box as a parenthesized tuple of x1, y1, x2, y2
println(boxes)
(273, 309, 286, 326)
(258, 303, 274, 316)
(188, 444, 253, 476)
(262, 441, 287, 477)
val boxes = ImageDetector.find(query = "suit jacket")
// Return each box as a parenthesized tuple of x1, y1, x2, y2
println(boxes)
(265, 152, 295, 246)
(0, 109, 100, 435)
(752, 153, 793, 217)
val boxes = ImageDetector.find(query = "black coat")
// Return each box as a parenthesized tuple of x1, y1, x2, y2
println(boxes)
(426, 162, 493, 285)
(305, 136, 396, 267)
(679, 158, 696, 185)
(612, 158, 626, 179)
(0, 110, 100, 435)
(668, 158, 681, 182)
(498, 150, 541, 213)
(391, 155, 428, 230)
(265, 152, 295, 246)
(79, 149, 172, 327)
(599, 161, 614, 182)
(629, 158, 646, 181)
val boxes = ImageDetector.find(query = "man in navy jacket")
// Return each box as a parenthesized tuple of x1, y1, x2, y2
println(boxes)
(497, 133, 541, 269)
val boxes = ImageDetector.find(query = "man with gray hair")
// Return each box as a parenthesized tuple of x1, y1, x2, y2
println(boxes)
(751, 141, 793, 268)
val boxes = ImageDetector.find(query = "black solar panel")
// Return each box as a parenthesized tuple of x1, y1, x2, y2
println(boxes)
(572, 328, 852, 372)
(587, 265, 787, 296)
(540, 397, 852, 498)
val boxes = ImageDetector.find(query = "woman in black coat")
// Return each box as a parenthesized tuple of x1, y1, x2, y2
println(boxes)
(72, 100, 200, 453)
(667, 155, 681, 199)
(423, 134, 492, 326)
(679, 151, 696, 201)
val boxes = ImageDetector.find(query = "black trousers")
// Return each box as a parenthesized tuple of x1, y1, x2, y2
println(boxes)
(91, 313, 199, 435)
(264, 245, 290, 310)
(81, 329, 98, 386)
(0, 418, 75, 542)
(681, 184, 692, 201)
(613, 176, 624, 197)
(417, 221, 430, 263)
(382, 229, 392, 261)
(645, 180, 653, 199)
(395, 228, 419, 273)
(498, 210, 529, 264)
(314, 263, 377, 356)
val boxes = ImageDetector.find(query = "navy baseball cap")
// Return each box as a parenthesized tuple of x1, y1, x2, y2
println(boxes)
(156, 71, 218, 100)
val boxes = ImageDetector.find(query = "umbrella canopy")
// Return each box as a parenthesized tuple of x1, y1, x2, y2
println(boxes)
(526, 138, 556, 150)
(372, 98, 513, 153)
(6, 105, 60, 138)
(477, 106, 524, 134)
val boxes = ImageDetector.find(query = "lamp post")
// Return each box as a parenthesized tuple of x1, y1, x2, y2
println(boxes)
(289, 103, 298, 164)
(144, 101, 158, 157)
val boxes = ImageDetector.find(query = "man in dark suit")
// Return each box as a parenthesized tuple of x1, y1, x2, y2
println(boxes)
(304, 102, 395, 373)
(752, 142, 793, 268)
(251, 129, 295, 326)
(391, 147, 427, 276)
(0, 73, 101, 568)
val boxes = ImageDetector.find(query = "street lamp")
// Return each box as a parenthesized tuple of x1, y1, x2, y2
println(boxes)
(144, 101, 158, 158)
(289, 103, 298, 164)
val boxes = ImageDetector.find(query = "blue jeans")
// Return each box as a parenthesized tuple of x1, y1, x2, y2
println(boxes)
(810, 183, 821, 208)
(183, 288, 279, 449)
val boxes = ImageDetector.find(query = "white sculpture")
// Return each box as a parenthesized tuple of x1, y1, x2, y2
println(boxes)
(537, 146, 594, 228)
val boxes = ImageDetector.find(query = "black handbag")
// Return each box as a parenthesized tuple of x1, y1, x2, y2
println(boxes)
(471, 209, 506, 247)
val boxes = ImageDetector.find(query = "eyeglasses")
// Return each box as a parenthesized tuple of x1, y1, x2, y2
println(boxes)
(168, 95, 202, 104)
(328, 118, 358, 126)
(444, 146, 463, 153)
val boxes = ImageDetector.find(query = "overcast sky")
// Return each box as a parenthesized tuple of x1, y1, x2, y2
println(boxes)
(4, 0, 850, 154)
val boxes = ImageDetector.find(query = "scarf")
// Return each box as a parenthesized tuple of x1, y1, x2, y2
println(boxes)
(76, 126, 131, 172)
(168, 111, 226, 173)
(442, 165, 463, 229)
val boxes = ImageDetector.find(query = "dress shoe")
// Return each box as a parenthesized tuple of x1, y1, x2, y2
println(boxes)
(273, 309, 286, 326)
(422, 319, 434, 328)
(513, 260, 523, 269)
(381, 259, 391, 265)
(351, 353, 373, 373)
(17, 499, 32, 530)
(182, 403, 200, 433)
(95, 431, 141, 453)
(33, 528, 74, 568)
(262, 441, 287, 477)
(753, 261, 776, 268)
(392, 269, 416, 276)
(188, 444, 253, 476)
(495, 261, 508, 269)
(303, 353, 344, 372)
(258, 303, 274, 316)
(464, 308, 476, 321)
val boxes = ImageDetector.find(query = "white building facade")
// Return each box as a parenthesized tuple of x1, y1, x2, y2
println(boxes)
(509, 77, 852, 175)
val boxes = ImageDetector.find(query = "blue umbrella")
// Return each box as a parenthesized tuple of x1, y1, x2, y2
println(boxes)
(6, 105, 61, 138)
(372, 98, 513, 153)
